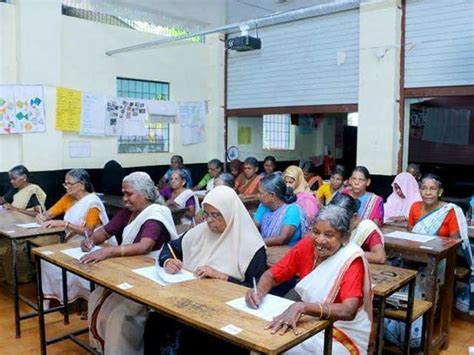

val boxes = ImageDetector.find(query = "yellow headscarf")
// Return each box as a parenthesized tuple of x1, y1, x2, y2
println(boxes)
(283, 165, 309, 194)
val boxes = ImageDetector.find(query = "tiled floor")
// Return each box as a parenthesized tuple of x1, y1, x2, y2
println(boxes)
(0, 282, 472, 354)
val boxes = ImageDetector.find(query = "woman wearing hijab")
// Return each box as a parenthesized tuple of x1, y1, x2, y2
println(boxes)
(384, 172, 422, 223)
(145, 185, 267, 354)
(283, 165, 319, 223)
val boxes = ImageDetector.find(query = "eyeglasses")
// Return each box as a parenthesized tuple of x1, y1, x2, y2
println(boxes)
(63, 181, 81, 188)
(202, 211, 223, 221)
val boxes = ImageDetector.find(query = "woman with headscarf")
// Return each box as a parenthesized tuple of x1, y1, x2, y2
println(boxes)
(246, 205, 372, 354)
(254, 174, 306, 247)
(384, 172, 422, 223)
(81, 172, 178, 355)
(0, 165, 46, 216)
(283, 165, 319, 222)
(145, 185, 267, 354)
(38, 169, 110, 307)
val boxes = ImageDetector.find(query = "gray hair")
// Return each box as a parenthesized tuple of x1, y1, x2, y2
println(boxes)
(123, 172, 157, 201)
(67, 169, 94, 192)
(172, 168, 191, 188)
(214, 172, 235, 188)
(314, 205, 351, 238)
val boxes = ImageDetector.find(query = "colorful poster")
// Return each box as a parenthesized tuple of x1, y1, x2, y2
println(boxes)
(179, 101, 206, 145)
(105, 97, 147, 136)
(56, 87, 82, 132)
(0, 85, 45, 134)
(80, 92, 106, 136)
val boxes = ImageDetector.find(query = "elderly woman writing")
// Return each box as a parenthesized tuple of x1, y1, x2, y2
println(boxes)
(145, 185, 266, 353)
(38, 169, 109, 307)
(0, 165, 46, 216)
(254, 174, 306, 247)
(246, 205, 372, 354)
(81, 172, 178, 355)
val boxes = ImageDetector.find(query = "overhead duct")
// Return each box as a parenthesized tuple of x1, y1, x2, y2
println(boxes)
(106, 0, 360, 56)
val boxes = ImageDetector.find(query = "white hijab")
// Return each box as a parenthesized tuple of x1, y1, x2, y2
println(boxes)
(182, 185, 265, 281)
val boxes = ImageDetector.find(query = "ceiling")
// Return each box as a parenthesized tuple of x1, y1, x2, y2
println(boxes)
(63, 0, 337, 33)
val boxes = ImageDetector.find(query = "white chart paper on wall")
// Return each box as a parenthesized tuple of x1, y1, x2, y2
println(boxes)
(69, 141, 91, 158)
(179, 101, 206, 145)
(0, 85, 46, 134)
(105, 97, 147, 136)
(80, 92, 106, 136)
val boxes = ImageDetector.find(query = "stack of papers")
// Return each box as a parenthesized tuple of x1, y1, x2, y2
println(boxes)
(385, 231, 435, 243)
(226, 294, 294, 321)
(133, 265, 195, 286)
(61, 246, 101, 260)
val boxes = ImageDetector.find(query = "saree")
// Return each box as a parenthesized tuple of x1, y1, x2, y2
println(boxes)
(11, 183, 46, 210)
(358, 192, 384, 224)
(351, 219, 384, 248)
(286, 243, 372, 354)
(236, 173, 261, 196)
(173, 189, 200, 225)
(89, 204, 178, 355)
(42, 193, 110, 305)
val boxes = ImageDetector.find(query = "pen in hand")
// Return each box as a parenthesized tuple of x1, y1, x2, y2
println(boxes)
(252, 277, 259, 309)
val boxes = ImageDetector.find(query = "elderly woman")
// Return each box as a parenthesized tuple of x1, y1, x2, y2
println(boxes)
(254, 174, 305, 247)
(283, 165, 318, 222)
(384, 172, 421, 223)
(316, 165, 346, 206)
(81, 172, 178, 355)
(193, 159, 223, 191)
(145, 185, 267, 353)
(0, 165, 46, 216)
(160, 155, 193, 188)
(38, 169, 109, 306)
(343, 166, 384, 227)
(235, 157, 261, 196)
(160, 169, 199, 225)
(246, 205, 372, 354)
(214, 172, 235, 189)
(331, 193, 386, 264)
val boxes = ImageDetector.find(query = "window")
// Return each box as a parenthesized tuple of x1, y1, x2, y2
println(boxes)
(262, 114, 295, 150)
(116, 77, 170, 153)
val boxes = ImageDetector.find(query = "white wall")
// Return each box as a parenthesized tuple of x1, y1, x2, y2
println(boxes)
(227, 115, 339, 162)
(0, 0, 225, 172)
(357, 0, 401, 175)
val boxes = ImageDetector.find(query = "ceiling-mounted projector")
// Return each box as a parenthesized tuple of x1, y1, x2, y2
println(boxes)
(226, 35, 261, 51)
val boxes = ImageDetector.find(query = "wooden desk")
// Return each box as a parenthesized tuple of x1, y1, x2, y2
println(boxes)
(33, 243, 333, 355)
(98, 194, 187, 224)
(0, 207, 65, 338)
(370, 264, 417, 355)
(381, 230, 462, 353)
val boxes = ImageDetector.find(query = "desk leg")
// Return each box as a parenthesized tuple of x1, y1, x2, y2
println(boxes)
(62, 268, 69, 325)
(11, 240, 21, 338)
(440, 252, 456, 350)
(403, 278, 415, 355)
(424, 256, 438, 354)
(323, 322, 333, 355)
(36, 257, 47, 355)
(374, 297, 386, 355)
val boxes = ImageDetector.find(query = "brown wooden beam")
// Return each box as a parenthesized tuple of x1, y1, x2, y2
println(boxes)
(226, 104, 358, 117)
(404, 85, 474, 97)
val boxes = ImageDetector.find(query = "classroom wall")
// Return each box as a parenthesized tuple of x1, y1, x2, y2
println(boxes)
(0, 0, 225, 172)
(357, 0, 401, 175)
(227, 115, 339, 162)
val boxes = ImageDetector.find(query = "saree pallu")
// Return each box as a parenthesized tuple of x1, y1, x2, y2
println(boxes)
(236, 174, 261, 196)
(11, 183, 46, 210)
(359, 192, 384, 224)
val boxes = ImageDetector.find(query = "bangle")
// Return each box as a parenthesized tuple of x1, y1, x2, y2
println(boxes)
(325, 304, 331, 320)
(317, 303, 323, 319)
(120, 245, 125, 257)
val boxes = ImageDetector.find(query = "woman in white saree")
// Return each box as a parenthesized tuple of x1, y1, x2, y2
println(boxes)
(247, 205, 373, 355)
(38, 169, 110, 306)
(81, 172, 178, 355)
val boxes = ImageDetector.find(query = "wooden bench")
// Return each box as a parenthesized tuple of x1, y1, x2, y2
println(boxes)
(384, 300, 433, 354)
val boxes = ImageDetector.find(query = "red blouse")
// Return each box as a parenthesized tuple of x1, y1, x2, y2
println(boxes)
(270, 237, 364, 303)
(408, 201, 459, 237)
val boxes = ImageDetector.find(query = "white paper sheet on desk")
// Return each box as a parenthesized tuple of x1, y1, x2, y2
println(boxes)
(16, 222, 42, 229)
(385, 231, 435, 243)
(226, 295, 294, 322)
(133, 265, 195, 286)
(61, 246, 101, 260)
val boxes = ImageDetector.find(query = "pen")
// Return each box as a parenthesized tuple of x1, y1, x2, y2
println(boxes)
(252, 276, 260, 309)
(167, 243, 178, 260)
